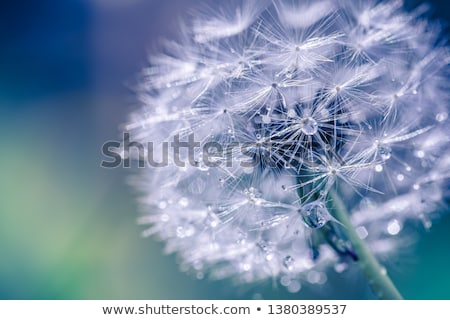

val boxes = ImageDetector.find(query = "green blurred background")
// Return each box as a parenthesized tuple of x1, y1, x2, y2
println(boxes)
(0, 0, 449, 299)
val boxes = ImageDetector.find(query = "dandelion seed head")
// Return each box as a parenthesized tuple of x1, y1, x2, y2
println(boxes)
(128, 0, 450, 288)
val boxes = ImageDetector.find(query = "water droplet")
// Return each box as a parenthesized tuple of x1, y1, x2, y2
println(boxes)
(416, 150, 425, 158)
(193, 260, 203, 270)
(176, 226, 185, 238)
(334, 262, 348, 273)
(413, 183, 420, 190)
(178, 197, 189, 208)
(257, 240, 269, 252)
(283, 255, 295, 271)
(236, 230, 247, 244)
(240, 263, 251, 271)
(387, 219, 401, 235)
(423, 219, 432, 230)
(158, 201, 167, 209)
(255, 133, 262, 140)
(299, 201, 332, 229)
(280, 276, 292, 287)
(204, 213, 220, 228)
(436, 112, 448, 122)
(287, 280, 301, 293)
(300, 117, 318, 135)
(375, 164, 383, 172)
(281, 185, 287, 191)
(356, 226, 368, 239)
(377, 143, 391, 160)
(396, 174, 404, 182)
(307, 270, 322, 284)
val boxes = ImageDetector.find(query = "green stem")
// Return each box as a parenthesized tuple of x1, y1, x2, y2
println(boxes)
(328, 190, 403, 300)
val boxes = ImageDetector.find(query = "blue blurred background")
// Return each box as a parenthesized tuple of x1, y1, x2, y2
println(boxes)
(0, 0, 449, 299)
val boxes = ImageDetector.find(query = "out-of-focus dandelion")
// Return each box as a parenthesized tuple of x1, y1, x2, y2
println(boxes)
(126, 0, 450, 299)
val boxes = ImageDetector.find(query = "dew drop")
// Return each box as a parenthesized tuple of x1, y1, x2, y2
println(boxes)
(178, 197, 189, 208)
(307, 270, 322, 284)
(158, 201, 167, 209)
(236, 230, 247, 244)
(423, 219, 432, 230)
(299, 201, 332, 229)
(375, 164, 383, 172)
(240, 263, 251, 271)
(377, 143, 391, 160)
(176, 226, 185, 238)
(436, 112, 448, 122)
(281, 185, 287, 191)
(416, 150, 425, 158)
(300, 117, 318, 135)
(334, 262, 348, 273)
(396, 174, 404, 182)
(287, 280, 301, 293)
(356, 226, 368, 239)
(280, 276, 292, 287)
(204, 212, 220, 228)
(193, 260, 203, 270)
(257, 240, 269, 252)
(283, 255, 295, 271)
(387, 219, 401, 235)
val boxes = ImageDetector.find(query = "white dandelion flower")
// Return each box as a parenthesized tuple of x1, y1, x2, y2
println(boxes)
(125, 0, 450, 298)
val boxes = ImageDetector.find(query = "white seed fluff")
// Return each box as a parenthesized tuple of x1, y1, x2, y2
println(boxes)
(127, 0, 450, 289)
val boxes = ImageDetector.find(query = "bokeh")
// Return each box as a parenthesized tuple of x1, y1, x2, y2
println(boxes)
(0, 0, 449, 299)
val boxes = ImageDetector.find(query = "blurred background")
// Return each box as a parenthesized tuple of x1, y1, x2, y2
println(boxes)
(0, 0, 449, 299)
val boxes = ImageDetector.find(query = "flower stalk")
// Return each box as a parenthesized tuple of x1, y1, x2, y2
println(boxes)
(328, 189, 403, 300)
